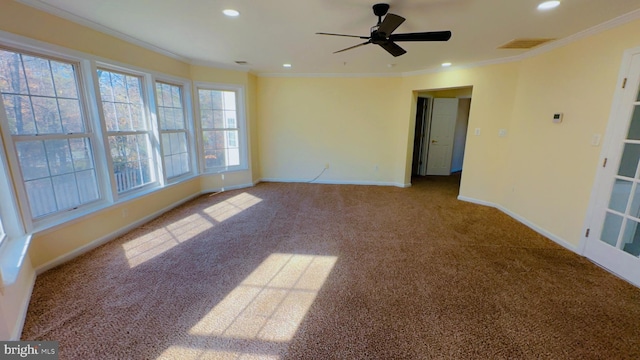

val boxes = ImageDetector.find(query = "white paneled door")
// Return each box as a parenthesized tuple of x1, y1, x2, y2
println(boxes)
(426, 98, 458, 176)
(585, 50, 640, 287)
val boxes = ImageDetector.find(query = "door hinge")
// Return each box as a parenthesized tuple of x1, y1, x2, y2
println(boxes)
(623, 78, 628, 89)
(603, 158, 608, 167)
(585, 228, 590, 237)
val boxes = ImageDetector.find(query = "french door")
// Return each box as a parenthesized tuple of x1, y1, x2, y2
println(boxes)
(585, 49, 640, 287)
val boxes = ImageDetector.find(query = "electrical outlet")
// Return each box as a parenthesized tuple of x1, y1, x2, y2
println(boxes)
(122, 209, 128, 218)
(325, 163, 330, 169)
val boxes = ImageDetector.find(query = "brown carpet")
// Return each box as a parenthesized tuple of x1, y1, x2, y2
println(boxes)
(21, 175, 640, 359)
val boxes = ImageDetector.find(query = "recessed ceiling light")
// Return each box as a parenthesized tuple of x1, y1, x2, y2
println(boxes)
(537, 1, 560, 10)
(223, 9, 240, 17)
(283, 63, 292, 68)
(441, 62, 452, 67)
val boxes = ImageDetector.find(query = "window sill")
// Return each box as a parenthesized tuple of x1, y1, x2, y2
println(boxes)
(0, 233, 32, 288)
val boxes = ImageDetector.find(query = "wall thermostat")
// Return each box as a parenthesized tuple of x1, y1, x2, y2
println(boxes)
(553, 113, 563, 123)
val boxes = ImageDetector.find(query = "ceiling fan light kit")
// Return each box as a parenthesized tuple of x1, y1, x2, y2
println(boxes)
(316, 3, 452, 57)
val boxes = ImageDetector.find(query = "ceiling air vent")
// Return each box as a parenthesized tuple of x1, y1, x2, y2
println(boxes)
(498, 38, 556, 49)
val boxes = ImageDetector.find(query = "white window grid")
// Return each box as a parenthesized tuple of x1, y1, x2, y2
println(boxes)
(97, 67, 157, 194)
(155, 81, 191, 180)
(197, 86, 246, 172)
(0, 47, 102, 220)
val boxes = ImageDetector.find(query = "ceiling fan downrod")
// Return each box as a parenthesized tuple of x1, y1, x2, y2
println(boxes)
(372, 3, 390, 25)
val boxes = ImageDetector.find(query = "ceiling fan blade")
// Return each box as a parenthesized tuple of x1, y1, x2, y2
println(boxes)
(377, 13, 405, 35)
(379, 41, 406, 57)
(334, 41, 371, 54)
(389, 31, 452, 42)
(316, 32, 369, 39)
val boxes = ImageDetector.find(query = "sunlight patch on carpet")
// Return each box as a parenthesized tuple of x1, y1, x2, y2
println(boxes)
(189, 253, 337, 343)
(123, 193, 262, 268)
(203, 193, 262, 222)
(157, 346, 279, 360)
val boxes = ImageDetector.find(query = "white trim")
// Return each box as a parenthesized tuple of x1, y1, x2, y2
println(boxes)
(580, 45, 640, 254)
(193, 82, 249, 174)
(201, 182, 255, 193)
(13, 0, 190, 63)
(261, 9, 640, 78)
(0, 235, 31, 286)
(457, 195, 578, 253)
(153, 78, 198, 183)
(188, 59, 250, 73)
(259, 178, 409, 188)
(35, 191, 201, 274)
(257, 72, 402, 78)
(35, 180, 255, 274)
(523, 8, 640, 60)
(10, 269, 36, 341)
(402, 55, 523, 77)
(9, 2, 640, 78)
(9, 0, 640, 79)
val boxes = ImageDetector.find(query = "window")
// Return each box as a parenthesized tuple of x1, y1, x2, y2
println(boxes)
(97, 68, 156, 193)
(197, 86, 245, 171)
(155, 81, 191, 179)
(0, 49, 100, 219)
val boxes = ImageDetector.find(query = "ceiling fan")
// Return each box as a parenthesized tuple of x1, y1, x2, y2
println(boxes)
(317, 3, 451, 57)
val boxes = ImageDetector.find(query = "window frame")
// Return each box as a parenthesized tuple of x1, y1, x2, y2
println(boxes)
(194, 82, 248, 173)
(0, 44, 110, 231)
(95, 63, 162, 198)
(154, 76, 196, 183)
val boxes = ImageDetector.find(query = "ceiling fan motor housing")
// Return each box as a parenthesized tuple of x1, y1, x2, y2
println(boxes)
(316, 2, 451, 57)
(373, 3, 390, 17)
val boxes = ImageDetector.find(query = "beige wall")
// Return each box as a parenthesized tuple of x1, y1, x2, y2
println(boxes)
(402, 62, 522, 199)
(30, 178, 201, 269)
(0, 2, 257, 270)
(3, 0, 640, 340)
(503, 19, 640, 245)
(256, 76, 407, 185)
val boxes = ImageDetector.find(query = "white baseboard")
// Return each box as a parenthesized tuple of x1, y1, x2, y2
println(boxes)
(35, 192, 203, 274)
(259, 178, 409, 188)
(457, 195, 578, 253)
(35, 182, 258, 275)
(11, 269, 36, 340)
(204, 182, 255, 193)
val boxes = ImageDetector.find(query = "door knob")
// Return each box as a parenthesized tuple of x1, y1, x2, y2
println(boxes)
(431, 139, 438, 143)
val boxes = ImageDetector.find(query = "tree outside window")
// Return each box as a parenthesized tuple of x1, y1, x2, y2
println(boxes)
(0, 49, 100, 218)
(97, 69, 155, 193)
(198, 88, 240, 170)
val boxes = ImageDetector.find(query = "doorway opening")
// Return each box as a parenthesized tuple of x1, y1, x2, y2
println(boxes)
(411, 86, 473, 185)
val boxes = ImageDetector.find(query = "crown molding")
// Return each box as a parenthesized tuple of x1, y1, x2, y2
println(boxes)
(14, 0, 191, 63)
(520, 7, 640, 60)
(256, 72, 402, 78)
(403, 8, 640, 77)
(401, 55, 523, 77)
(14, 0, 640, 78)
(188, 59, 251, 73)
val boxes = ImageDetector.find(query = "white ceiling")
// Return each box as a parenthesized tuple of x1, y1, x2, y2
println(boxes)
(16, 0, 640, 75)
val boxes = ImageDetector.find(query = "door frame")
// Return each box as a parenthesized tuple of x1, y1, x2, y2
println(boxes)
(408, 87, 473, 183)
(581, 45, 640, 286)
(426, 98, 459, 176)
(411, 96, 432, 176)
